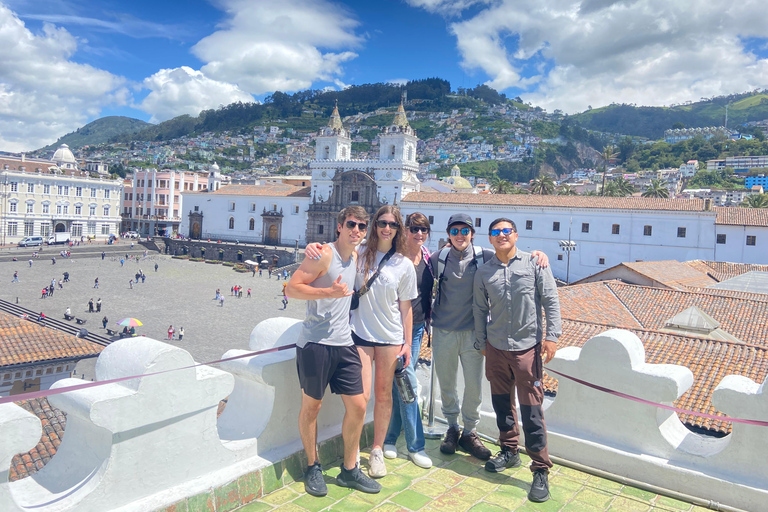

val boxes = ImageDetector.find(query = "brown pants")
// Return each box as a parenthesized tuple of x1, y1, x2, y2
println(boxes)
(485, 343, 553, 472)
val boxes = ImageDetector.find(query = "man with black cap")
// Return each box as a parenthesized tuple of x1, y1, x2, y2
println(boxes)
(430, 213, 549, 460)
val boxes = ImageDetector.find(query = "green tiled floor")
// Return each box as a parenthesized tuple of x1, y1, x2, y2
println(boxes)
(234, 439, 707, 512)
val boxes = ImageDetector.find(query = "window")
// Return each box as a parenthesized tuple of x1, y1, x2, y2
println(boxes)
(228, 217, 235, 229)
(318, 224, 324, 234)
(250, 203, 256, 212)
(552, 221, 560, 232)
(582, 223, 589, 233)
(598, 257, 606, 265)
(271, 204, 277, 212)
(56, 205, 62, 214)
(249, 218, 255, 230)
(351, 191, 359, 202)
(7, 222, 17, 236)
(557, 254, 563, 261)
(747, 236, 756, 246)
(293, 205, 299, 214)
(41, 223, 50, 236)
(42, 204, 49, 214)
(717, 234, 726, 244)
(64, 186, 69, 195)
(26, 203, 33, 214)
(194, 206, 199, 212)
(104, 189, 110, 199)
(75, 205, 82, 215)
(475, 217, 482, 228)
(90, 188, 97, 197)
(76, 187, 82, 197)
(63, 205, 68, 214)
(27, 183, 34, 193)
(101, 224, 110, 235)
(24, 221, 34, 236)
(643, 225, 652, 236)
(103, 206, 109, 216)
(71, 223, 81, 236)
(525, 220, 533, 230)
(428, 216, 434, 225)
(88, 222, 96, 234)
(9, 202, 17, 213)
(90, 205, 96, 216)
(229, 201, 236, 211)
(44, 184, 50, 194)
(612, 224, 620, 235)
(125, 193, 129, 200)
(10, 182, 17, 192)
(57, 185, 63, 195)
(677, 227, 687, 238)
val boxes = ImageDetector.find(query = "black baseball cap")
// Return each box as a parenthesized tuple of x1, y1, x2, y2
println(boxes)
(446, 213, 474, 232)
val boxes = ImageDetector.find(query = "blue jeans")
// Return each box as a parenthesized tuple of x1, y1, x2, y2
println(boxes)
(384, 322, 426, 453)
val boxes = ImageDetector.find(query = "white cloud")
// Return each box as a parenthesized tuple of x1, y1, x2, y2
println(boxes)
(137, 66, 254, 123)
(0, 4, 128, 151)
(414, 0, 768, 113)
(191, 0, 361, 95)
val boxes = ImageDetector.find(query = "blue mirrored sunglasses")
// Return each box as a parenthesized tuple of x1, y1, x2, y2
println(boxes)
(490, 228, 515, 237)
(449, 227, 471, 236)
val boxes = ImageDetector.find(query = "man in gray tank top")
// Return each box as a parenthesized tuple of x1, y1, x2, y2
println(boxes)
(286, 206, 381, 497)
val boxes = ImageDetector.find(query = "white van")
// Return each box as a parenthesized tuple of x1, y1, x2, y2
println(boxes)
(18, 236, 44, 247)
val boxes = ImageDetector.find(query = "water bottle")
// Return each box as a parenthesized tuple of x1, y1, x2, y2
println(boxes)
(395, 356, 415, 404)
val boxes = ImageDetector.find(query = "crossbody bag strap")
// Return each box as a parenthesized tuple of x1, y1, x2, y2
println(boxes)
(357, 246, 396, 298)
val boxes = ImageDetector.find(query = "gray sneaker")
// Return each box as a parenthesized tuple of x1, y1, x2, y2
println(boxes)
(337, 463, 382, 494)
(368, 447, 387, 478)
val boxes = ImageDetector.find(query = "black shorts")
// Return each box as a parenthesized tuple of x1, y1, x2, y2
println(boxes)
(296, 343, 363, 400)
(351, 330, 394, 348)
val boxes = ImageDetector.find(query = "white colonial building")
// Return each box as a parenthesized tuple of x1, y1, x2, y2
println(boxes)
(1, 146, 123, 245)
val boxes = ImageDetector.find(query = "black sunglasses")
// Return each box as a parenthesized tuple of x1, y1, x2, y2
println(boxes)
(408, 226, 430, 234)
(345, 220, 368, 231)
(376, 220, 400, 229)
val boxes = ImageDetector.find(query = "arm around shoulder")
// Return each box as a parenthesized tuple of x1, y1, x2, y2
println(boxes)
(286, 245, 342, 300)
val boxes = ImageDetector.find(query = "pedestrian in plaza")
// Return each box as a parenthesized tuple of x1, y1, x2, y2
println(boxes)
(94, 277, 99, 289)
(285, 205, 380, 497)
(252, 267, 256, 277)
(220, 295, 225, 307)
(88, 298, 94, 313)
(268, 267, 272, 279)
(58, 279, 63, 289)
(281, 283, 288, 309)
(41, 288, 48, 299)
(52, 257, 56, 265)
(247, 288, 251, 298)
(259, 268, 263, 277)
(48, 284, 54, 297)
(231, 286, 235, 296)
(129, 279, 133, 289)
(120, 258, 124, 267)
(238, 286, 243, 298)
(29, 259, 33, 267)
(96, 298, 102, 312)
(102, 316, 109, 329)
(154, 263, 158, 272)
(63, 271, 69, 282)
(167, 325, 175, 340)
(102, 251, 106, 260)
(65, 307, 71, 318)
(430, 213, 549, 461)
(141, 273, 146, 283)
(178, 327, 184, 341)
(474, 218, 561, 503)
(12, 271, 19, 283)
(37, 312, 45, 322)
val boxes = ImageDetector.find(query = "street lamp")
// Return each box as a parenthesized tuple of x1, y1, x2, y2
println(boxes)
(558, 240, 577, 284)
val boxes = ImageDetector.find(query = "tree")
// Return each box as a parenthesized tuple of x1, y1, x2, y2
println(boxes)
(557, 184, 578, 195)
(531, 175, 556, 195)
(613, 175, 635, 196)
(600, 144, 618, 196)
(602, 181, 622, 197)
(490, 177, 515, 194)
(743, 193, 768, 208)
(642, 179, 670, 198)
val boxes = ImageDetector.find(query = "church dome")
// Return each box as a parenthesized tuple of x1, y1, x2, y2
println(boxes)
(52, 144, 77, 165)
(447, 176, 473, 189)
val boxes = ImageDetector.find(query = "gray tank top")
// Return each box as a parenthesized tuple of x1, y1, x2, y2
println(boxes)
(296, 243, 356, 348)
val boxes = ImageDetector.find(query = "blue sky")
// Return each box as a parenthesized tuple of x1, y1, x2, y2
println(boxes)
(1, 0, 767, 151)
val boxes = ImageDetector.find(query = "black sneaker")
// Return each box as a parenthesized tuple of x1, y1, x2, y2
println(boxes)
(440, 425, 461, 454)
(458, 430, 492, 460)
(528, 469, 550, 503)
(485, 447, 521, 473)
(303, 461, 327, 497)
(336, 463, 382, 494)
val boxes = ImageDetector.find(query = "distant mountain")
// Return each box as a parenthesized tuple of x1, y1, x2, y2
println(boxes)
(39, 116, 151, 151)
(571, 90, 768, 139)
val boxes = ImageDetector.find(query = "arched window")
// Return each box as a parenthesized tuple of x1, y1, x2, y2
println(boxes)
(341, 146, 346, 158)
(324, 146, 330, 159)
(407, 146, 413, 160)
(249, 218, 255, 230)
(229, 217, 235, 229)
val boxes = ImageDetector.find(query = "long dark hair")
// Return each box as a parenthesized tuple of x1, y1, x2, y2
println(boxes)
(361, 205, 406, 276)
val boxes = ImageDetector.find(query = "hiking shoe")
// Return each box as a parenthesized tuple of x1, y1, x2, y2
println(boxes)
(303, 461, 327, 497)
(458, 430, 492, 460)
(440, 425, 461, 454)
(485, 447, 521, 473)
(528, 469, 550, 503)
(368, 448, 387, 478)
(382, 443, 398, 459)
(337, 463, 382, 494)
(409, 450, 433, 469)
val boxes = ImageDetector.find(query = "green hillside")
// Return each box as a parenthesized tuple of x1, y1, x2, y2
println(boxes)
(572, 91, 768, 139)
(39, 116, 151, 151)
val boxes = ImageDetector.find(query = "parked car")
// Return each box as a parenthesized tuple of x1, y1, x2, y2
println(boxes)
(19, 236, 44, 247)
(125, 231, 139, 238)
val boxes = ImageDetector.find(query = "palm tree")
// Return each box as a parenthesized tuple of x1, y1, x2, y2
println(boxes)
(490, 177, 515, 194)
(642, 179, 670, 198)
(613, 175, 635, 196)
(743, 193, 768, 208)
(600, 144, 618, 196)
(531, 175, 556, 195)
(557, 184, 578, 195)
(602, 181, 622, 197)
(584, 190, 599, 196)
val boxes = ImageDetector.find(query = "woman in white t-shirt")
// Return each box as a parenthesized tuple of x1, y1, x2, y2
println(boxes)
(352, 205, 417, 478)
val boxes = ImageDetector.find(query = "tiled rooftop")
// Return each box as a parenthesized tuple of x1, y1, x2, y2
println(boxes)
(9, 398, 65, 481)
(228, 439, 709, 512)
(0, 310, 104, 367)
(685, 260, 768, 282)
(188, 185, 311, 197)
(620, 261, 718, 290)
(713, 206, 768, 227)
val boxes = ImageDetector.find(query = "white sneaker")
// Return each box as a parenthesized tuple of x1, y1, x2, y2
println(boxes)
(382, 443, 398, 459)
(409, 450, 432, 469)
(368, 448, 387, 478)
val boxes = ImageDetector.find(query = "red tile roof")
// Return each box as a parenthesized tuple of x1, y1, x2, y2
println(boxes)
(714, 207, 768, 227)
(685, 260, 768, 282)
(188, 184, 310, 197)
(9, 398, 66, 481)
(0, 311, 104, 367)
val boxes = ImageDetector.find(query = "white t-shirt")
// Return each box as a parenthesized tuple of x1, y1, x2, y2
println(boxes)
(351, 248, 418, 344)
